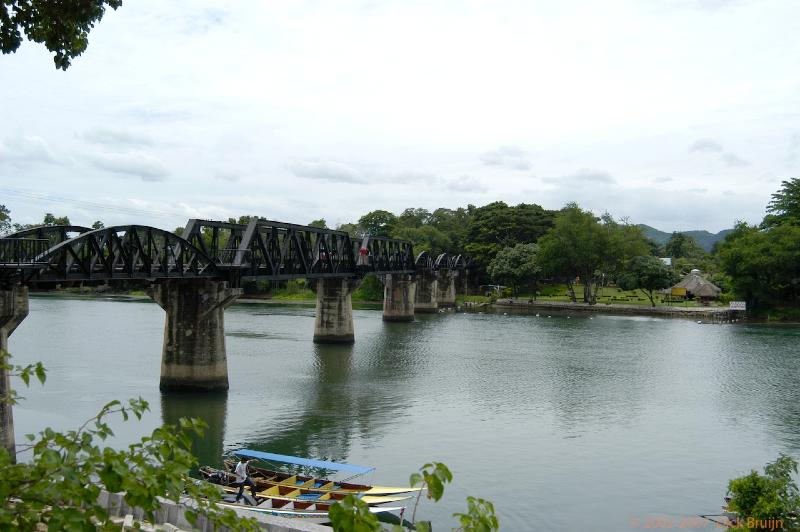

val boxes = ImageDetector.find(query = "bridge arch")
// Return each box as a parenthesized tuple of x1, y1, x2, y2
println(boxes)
(26, 225, 218, 282)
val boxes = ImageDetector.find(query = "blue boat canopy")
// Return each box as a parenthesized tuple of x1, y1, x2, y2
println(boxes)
(234, 449, 376, 475)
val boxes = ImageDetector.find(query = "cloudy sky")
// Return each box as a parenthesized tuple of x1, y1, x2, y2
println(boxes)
(1, 0, 798, 233)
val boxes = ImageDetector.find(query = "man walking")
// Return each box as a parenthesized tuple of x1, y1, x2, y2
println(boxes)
(234, 455, 259, 504)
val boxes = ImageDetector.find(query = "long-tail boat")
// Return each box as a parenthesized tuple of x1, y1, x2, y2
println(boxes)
(218, 449, 422, 497)
(212, 491, 405, 524)
(199, 465, 412, 506)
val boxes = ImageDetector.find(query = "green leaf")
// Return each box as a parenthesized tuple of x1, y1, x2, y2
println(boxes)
(328, 494, 381, 532)
(416, 520, 432, 532)
(427, 475, 444, 501)
(34, 362, 46, 384)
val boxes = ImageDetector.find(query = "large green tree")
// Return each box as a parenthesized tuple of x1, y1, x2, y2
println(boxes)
(428, 207, 472, 250)
(537, 205, 649, 303)
(763, 177, 800, 228)
(357, 209, 397, 237)
(665, 232, 707, 259)
(393, 225, 452, 257)
(1, 0, 122, 70)
(487, 243, 540, 296)
(397, 208, 432, 228)
(617, 255, 678, 307)
(464, 202, 554, 271)
(0, 205, 10, 234)
(716, 222, 800, 309)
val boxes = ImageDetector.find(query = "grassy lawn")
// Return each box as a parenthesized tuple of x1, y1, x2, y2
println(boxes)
(270, 280, 315, 300)
(512, 284, 722, 307)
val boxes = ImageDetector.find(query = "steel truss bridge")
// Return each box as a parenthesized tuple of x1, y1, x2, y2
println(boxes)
(0, 219, 471, 287)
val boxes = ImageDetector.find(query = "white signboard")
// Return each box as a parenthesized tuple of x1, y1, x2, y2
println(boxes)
(729, 301, 747, 311)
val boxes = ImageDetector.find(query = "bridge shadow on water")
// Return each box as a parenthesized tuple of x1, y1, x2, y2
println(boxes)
(160, 391, 228, 471)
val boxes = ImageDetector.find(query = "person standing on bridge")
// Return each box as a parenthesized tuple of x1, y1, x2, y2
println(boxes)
(234, 456, 259, 503)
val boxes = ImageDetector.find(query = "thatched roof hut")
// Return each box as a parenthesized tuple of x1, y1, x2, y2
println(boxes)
(673, 269, 721, 299)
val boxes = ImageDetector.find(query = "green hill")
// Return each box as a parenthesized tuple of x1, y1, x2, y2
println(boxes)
(638, 224, 732, 252)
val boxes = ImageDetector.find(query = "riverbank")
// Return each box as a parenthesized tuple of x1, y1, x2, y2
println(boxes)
(490, 298, 740, 322)
(27, 290, 383, 306)
(22, 290, 764, 323)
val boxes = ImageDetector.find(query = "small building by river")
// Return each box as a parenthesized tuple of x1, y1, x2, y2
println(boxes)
(672, 269, 721, 301)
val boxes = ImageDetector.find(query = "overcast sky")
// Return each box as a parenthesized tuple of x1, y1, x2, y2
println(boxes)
(1, 0, 798, 233)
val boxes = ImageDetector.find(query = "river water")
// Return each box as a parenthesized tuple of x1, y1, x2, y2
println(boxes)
(9, 295, 800, 531)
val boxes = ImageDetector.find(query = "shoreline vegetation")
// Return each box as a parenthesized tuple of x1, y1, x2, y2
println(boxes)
(27, 287, 797, 323)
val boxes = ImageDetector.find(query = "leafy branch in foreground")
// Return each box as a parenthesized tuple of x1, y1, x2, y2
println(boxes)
(0, 351, 258, 531)
(0, 348, 46, 405)
(0, 0, 123, 70)
(726, 454, 800, 531)
(329, 461, 499, 532)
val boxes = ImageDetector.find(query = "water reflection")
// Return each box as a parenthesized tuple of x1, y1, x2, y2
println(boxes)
(240, 344, 357, 461)
(228, 316, 424, 461)
(161, 391, 228, 469)
(716, 325, 800, 451)
(541, 316, 650, 434)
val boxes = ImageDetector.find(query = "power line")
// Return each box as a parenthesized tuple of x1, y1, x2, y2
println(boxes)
(0, 187, 193, 220)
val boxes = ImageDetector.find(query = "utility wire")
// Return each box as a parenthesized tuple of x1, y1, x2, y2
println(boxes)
(0, 186, 193, 219)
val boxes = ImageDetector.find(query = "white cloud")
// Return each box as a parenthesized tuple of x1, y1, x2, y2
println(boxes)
(444, 176, 487, 193)
(0, 136, 57, 165)
(82, 127, 154, 147)
(214, 170, 240, 182)
(480, 146, 531, 171)
(87, 151, 169, 182)
(689, 139, 723, 153)
(689, 138, 750, 167)
(544, 169, 616, 185)
(286, 159, 436, 186)
(286, 160, 365, 184)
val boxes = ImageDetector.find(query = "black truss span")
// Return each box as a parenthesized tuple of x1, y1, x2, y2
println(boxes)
(0, 221, 470, 285)
(182, 219, 415, 282)
(357, 235, 415, 274)
(16, 225, 217, 283)
(435, 253, 470, 270)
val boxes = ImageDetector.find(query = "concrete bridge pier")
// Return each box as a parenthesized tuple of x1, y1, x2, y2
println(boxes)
(148, 280, 242, 392)
(414, 269, 438, 313)
(436, 270, 458, 308)
(383, 274, 416, 321)
(313, 278, 356, 344)
(0, 285, 28, 461)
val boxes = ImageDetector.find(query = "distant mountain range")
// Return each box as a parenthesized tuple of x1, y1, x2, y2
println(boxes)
(637, 224, 733, 252)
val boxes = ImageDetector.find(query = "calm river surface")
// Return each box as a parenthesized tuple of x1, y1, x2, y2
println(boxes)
(10, 295, 800, 531)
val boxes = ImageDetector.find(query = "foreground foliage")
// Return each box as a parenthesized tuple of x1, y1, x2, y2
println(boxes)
(0, 0, 122, 69)
(727, 454, 800, 531)
(329, 462, 498, 532)
(0, 350, 258, 531)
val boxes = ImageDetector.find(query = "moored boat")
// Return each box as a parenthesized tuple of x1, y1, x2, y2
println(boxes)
(200, 465, 412, 506)
(212, 491, 405, 524)
(218, 449, 422, 497)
